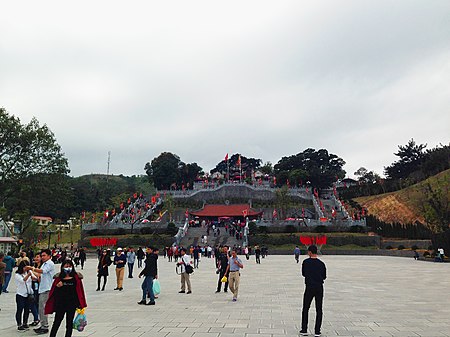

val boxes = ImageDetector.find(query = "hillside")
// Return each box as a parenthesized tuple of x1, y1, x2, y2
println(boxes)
(355, 169, 450, 225)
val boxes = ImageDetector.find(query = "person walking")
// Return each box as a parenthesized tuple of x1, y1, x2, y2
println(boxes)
(113, 248, 126, 291)
(294, 246, 301, 263)
(215, 246, 229, 293)
(226, 249, 243, 302)
(79, 248, 87, 270)
(127, 247, 136, 278)
(137, 247, 158, 305)
(255, 245, 261, 264)
(96, 249, 112, 291)
(299, 245, 327, 337)
(0, 252, 5, 310)
(14, 260, 34, 331)
(2, 251, 15, 293)
(44, 259, 87, 337)
(136, 247, 145, 268)
(24, 249, 55, 335)
(193, 246, 200, 269)
(177, 248, 192, 294)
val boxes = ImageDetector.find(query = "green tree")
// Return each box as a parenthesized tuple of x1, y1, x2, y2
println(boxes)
(0, 108, 70, 218)
(384, 139, 427, 180)
(274, 148, 345, 189)
(259, 162, 273, 175)
(210, 154, 262, 180)
(145, 152, 203, 190)
(274, 186, 290, 220)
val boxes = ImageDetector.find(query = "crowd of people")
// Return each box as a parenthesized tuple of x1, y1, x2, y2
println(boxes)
(0, 243, 328, 337)
(0, 248, 87, 336)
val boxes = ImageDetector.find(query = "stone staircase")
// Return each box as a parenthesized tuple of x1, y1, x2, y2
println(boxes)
(180, 227, 242, 248)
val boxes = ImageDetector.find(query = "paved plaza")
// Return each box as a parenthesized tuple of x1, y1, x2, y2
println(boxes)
(1, 254, 449, 337)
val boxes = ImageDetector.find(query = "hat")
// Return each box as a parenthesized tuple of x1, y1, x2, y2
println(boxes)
(117, 247, 123, 251)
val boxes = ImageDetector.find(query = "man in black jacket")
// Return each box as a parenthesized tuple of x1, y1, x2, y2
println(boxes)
(299, 245, 326, 337)
(137, 247, 158, 305)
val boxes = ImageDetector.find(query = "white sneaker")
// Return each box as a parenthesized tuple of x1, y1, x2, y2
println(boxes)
(299, 332, 308, 336)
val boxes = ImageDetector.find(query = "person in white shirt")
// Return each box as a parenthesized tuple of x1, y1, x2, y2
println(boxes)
(25, 249, 55, 334)
(177, 248, 192, 294)
(15, 260, 34, 331)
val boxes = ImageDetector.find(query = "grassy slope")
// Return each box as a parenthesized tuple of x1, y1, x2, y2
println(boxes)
(355, 169, 450, 225)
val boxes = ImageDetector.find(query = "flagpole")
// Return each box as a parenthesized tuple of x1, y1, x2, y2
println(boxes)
(239, 155, 242, 183)
(227, 160, 229, 183)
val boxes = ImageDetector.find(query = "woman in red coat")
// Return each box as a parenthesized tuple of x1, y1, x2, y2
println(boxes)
(45, 259, 87, 337)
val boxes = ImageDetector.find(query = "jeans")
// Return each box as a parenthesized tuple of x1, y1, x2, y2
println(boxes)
(2, 272, 12, 292)
(49, 307, 76, 337)
(141, 275, 155, 301)
(301, 285, 324, 334)
(15, 294, 30, 326)
(30, 290, 39, 321)
(137, 258, 143, 268)
(128, 263, 134, 277)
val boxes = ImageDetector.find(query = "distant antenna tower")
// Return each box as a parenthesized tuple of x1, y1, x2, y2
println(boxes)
(106, 151, 111, 182)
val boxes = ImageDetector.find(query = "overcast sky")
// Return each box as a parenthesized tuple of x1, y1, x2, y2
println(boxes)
(1, 0, 449, 178)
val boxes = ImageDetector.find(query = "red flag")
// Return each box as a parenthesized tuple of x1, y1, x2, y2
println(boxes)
(237, 155, 241, 167)
(272, 209, 278, 218)
(133, 193, 137, 199)
(242, 209, 248, 217)
(127, 198, 131, 204)
(120, 202, 124, 210)
(81, 211, 86, 219)
(185, 209, 189, 218)
(302, 208, 305, 217)
(151, 196, 156, 204)
(225, 153, 228, 161)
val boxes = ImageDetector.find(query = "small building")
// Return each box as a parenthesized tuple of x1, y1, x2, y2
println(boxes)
(189, 204, 263, 222)
(31, 216, 53, 227)
(0, 219, 17, 253)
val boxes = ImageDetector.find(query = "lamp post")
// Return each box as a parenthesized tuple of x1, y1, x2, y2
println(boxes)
(47, 229, 53, 249)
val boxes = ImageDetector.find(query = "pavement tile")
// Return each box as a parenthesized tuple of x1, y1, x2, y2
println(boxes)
(0, 255, 449, 337)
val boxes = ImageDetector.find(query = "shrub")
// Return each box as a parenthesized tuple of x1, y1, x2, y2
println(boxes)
(248, 222, 257, 235)
(315, 225, 327, 233)
(428, 245, 434, 251)
(166, 223, 178, 236)
(411, 245, 419, 251)
(397, 245, 405, 250)
(423, 251, 430, 257)
(385, 245, 393, 250)
(258, 226, 269, 234)
(285, 225, 297, 233)
(350, 225, 363, 233)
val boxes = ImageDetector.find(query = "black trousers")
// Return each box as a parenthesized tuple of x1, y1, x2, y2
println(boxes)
(301, 285, 323, 334)
(97, 275, 107, 289)
(216, 269, 228, 292)
(15, 294, 30, 326)
(50, 307, 76, 337)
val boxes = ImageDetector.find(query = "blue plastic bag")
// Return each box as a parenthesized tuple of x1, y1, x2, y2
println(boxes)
(73, 308, 87, 332)
(153, 279, 161, 295)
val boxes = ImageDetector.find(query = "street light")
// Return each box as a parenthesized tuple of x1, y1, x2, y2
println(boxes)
(47, 229, 53, 249)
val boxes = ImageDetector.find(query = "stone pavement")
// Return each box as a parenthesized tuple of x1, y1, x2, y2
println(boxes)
(1, 254, 449, 337)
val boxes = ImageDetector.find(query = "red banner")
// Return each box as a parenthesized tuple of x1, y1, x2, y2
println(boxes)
(300, 235, 327, 246)
(90, 238, 118, 247)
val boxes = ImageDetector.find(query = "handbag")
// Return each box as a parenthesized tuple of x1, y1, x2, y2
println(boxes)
(152, 279, 161, 295)
(73, 308, 87, 332)
(185, 264, 194, 274)
(24, 276, 35, 304)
